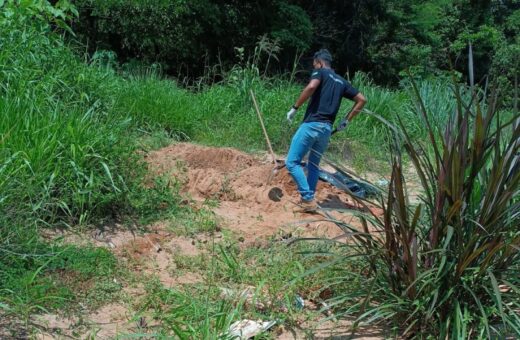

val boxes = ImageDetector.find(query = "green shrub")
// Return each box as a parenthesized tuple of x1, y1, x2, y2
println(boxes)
(314, 78, 520, 337)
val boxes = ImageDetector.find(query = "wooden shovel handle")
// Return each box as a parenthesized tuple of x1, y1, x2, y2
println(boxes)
(250, 90, 276, 164)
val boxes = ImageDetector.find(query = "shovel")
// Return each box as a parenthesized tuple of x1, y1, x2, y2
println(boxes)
(250, 90, 284, 184)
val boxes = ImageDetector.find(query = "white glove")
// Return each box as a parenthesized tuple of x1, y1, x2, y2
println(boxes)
(336, 118, 349, 132)
(286, 107, 297, 123)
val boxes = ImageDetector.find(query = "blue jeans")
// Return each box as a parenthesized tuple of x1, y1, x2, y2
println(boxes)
(286, 121, 332, 201)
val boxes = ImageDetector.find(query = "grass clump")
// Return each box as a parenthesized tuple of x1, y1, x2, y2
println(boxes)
(0, 234, 119, 322)
(111, 76, 196, 139)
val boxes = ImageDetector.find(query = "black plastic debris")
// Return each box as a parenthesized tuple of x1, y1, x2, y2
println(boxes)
(290, 161, 380, 199)
(318, 167, 380, 199)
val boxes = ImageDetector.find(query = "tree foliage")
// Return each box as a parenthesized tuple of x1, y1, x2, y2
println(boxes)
(295, 0, 518, 85)
(71, 0, 312, 78)
(69, 0, 518, 85)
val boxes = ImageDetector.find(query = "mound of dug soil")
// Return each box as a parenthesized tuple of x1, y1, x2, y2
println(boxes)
(148, 143, 339, 204)
(146, 143, 374, 243)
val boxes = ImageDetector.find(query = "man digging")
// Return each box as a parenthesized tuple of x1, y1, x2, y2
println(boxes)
(285, 49, 367, 213)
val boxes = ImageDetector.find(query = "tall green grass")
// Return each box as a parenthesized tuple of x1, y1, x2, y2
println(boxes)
(110, 68, 443, 166)
(1, 8, 124, 225)
(0, 1, 178, 324)
(0, 2, 185, 227)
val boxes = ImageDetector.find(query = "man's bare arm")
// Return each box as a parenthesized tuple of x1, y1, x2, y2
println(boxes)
(346, 93, 367, 121)
(294, 79, 320, 108)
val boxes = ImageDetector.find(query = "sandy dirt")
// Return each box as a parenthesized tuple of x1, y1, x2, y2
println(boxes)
(146, 143, 382, 243)
(30, 143, 386, 340)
